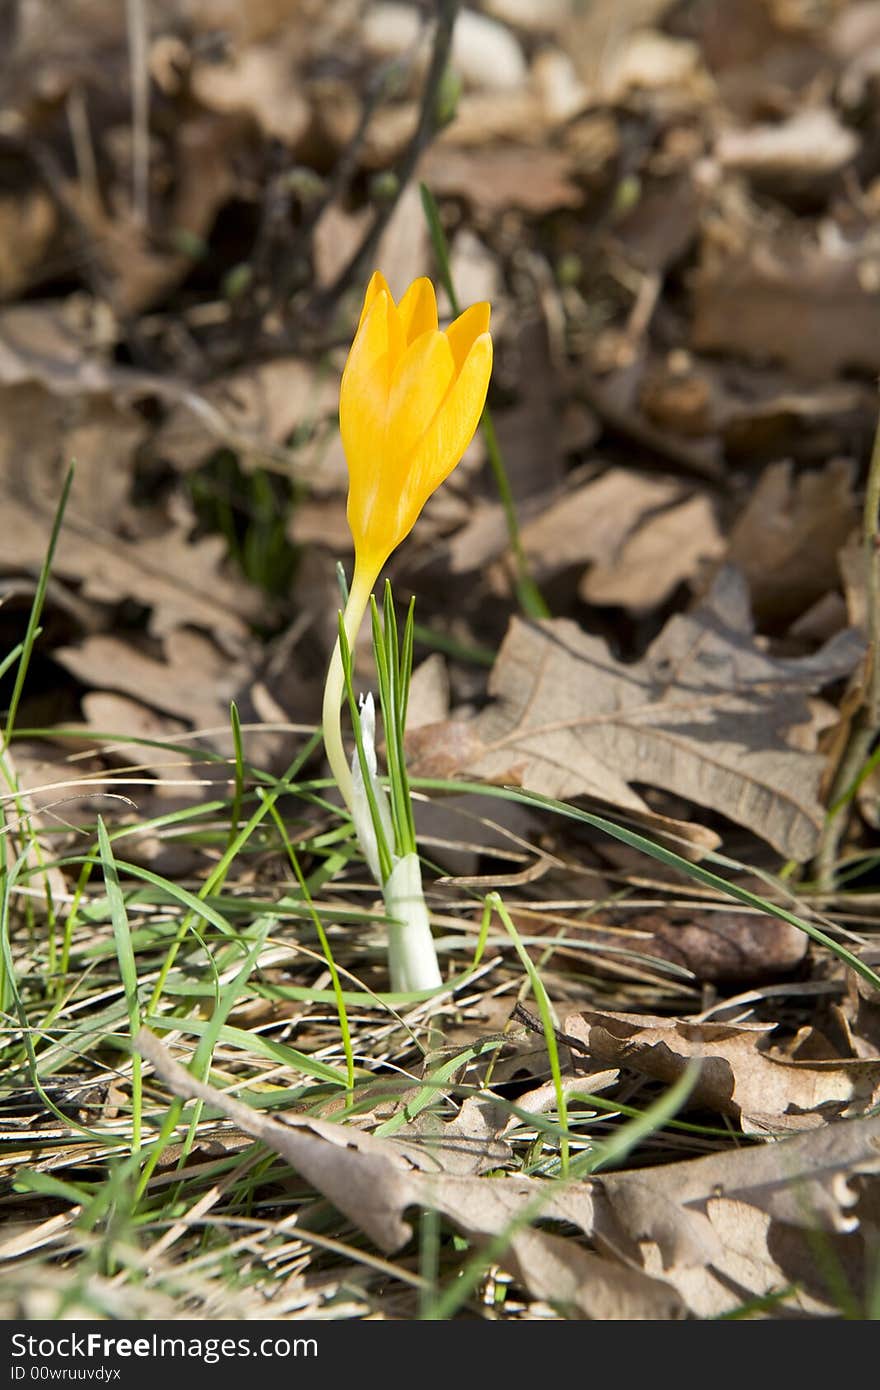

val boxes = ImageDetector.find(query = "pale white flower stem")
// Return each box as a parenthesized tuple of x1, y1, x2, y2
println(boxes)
(385, 852, 443, 992)
(321, 564, 443, 994)
(321, 562, 375, 814)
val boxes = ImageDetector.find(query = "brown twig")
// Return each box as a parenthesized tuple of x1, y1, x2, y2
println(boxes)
(125, 0, 150, 227)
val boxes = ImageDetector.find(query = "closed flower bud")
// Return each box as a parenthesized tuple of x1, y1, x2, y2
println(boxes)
(340, 270, 492, 588)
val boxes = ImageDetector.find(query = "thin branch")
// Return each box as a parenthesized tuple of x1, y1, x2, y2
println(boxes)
(309, 0, 461, 313)
(125, 0, 150, 227)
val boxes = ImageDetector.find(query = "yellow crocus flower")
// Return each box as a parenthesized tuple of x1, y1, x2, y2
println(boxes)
(323, 271, 492, 811)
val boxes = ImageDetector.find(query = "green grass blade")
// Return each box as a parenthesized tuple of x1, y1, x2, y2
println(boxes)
(265, 791, 356, 1096)
(487, 892, 568, 1175)
(226, 699, 245, 850)
(96, 817, 143, 1153)
(3, 464, 74, 750)
(412, 778, 880, 994)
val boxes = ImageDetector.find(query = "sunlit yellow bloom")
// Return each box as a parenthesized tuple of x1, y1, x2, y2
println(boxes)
(340, 270, 493, 588)
(323, 270, 492, 812)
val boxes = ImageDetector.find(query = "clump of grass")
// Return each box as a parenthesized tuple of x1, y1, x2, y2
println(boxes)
(3, 425, 878, 1322)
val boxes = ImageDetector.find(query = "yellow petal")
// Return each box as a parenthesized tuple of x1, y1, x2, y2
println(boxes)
(340, 292, 391, 483)
(397, 277, 438, 344)
(356, 269, 392, 334)
(386, 329, 454, 466)
(445, 302, 491, 371)
(341, 274, 493, 576)
(396, 331, 493, 533)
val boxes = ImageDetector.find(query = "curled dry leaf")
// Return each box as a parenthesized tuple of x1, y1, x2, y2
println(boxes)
(579, 491, 723, 612)
(421, 146, 583, 215)
(56, 630, 253, 732)
(139, 1027, 880, 1318)
(563, 1009, 880, 1124)
(693, 223, 880, 380)
(408, 567, 864, 860)
(191, 44, 310, 147)
(592, 907, 808, 984)
(716, 107, 858, 181)
(597, 1108, 880, 1317)
(726, 457, 858, 627)
(450, 468, 722, 609)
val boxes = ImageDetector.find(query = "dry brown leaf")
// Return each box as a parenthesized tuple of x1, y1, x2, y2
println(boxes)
(726, 458, 858, 627)
(563, 1009, 880, 1124)
(408, 567, 863, 859)
(420, 145, 582, 214)
(0, 192, 57, 300)
(137, 1027, 683, 1317)
(519, 469, 684, 578)
(693, 225, 880, 379)
(594, 907, 808, 984)
(191, 44, 310, 146)
(137, 1025, 577, 1254)
(599, 30, 708, 103)
(717, 108, 858, 180)
(531, 48, 588, 122)
(719, 380, 869, 472)
(838, 528, 868, 630)
(364, 4, 528, 92)
(0, 315, 265, 638)
(406, 655, 450, 731)
(41, 508, 258, 641)
(139, 1028, 880, 1318)
(79, 693, 189, 785)
(0, 304, 169, 411)
(56, 630, 252, 731)
(580, 491, 724, 612)
(448, 469, 688, 580)
(1, 743, 86, 902)
(500, 1228, 685, 1319)
(598, 1108, 880, 1281)
(649, 1196, 861, 1317)
(395, 1097, 512, 1177)
(155, 356, 341, 479)
(0, 382, 143, 533)
(185, 0, 314, 44)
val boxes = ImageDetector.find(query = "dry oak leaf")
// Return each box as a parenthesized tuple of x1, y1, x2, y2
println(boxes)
(716, 108, 858, 181)
(597, 1108, 880, 1273)
(448, 468, 722, 612)
(579, 491, 723, 613)
(191, 43, 310, 147)
(56, 629, 252, 732)
(408, 567, 863, 860)
(420, 145, 583, 215)
(726, 457, 858, 627)
(139, 1029, 880, 1319)
(563, 1009, 880, 1124)
(692, 226, 880, 380)
(137, 1027, 682, 1318)
(154, 357, 342, 481)
(595, 906, 807, 984)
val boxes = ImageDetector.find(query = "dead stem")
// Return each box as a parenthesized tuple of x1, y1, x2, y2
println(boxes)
(310, 0, 461, 312)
